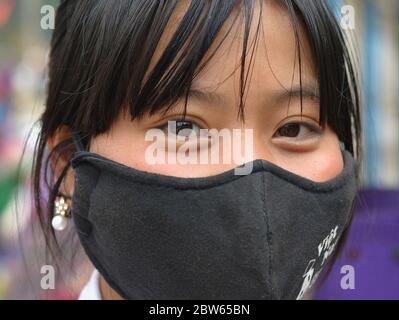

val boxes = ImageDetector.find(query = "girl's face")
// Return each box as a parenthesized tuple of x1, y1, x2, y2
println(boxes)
(88, 1, 343, 182)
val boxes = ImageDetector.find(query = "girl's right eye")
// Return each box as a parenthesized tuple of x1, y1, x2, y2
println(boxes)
(163, 120, 202, 138)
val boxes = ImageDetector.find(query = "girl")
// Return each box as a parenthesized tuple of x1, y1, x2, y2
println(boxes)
(32, 0, 361, 300)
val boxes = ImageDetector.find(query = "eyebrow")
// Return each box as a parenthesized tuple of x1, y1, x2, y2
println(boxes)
(186, 88, 227, 107)
(272, 85, 320, 105)
(186, 84, 320, 108)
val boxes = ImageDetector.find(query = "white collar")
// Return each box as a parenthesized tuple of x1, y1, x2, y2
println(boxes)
(78, 269, 102, 300)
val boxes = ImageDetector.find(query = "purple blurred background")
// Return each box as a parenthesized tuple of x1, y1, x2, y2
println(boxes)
(315, 189, 399, 299)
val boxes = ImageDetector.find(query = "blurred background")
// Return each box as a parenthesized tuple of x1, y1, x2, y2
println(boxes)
(0, 0, 398, 299)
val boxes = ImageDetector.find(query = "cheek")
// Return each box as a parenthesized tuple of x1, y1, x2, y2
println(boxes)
(298, 149, 344, 182)
(89, 131, 237, 178)
(276, 134, 344, 183)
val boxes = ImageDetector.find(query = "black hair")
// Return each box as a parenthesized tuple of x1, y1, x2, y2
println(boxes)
(26, 0, 361, 292)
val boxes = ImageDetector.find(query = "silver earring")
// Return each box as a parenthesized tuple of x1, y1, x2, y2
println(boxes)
(51, 196, 71, 231)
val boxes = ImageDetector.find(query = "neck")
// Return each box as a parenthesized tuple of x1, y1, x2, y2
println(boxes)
(99, 275, 124, 300)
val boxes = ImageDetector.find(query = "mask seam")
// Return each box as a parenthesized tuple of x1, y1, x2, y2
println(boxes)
(86, 168, 103, 227)
(261, 172, 274, 299)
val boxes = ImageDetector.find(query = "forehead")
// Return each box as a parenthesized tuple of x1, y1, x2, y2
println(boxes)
(148, 0, 318, 100)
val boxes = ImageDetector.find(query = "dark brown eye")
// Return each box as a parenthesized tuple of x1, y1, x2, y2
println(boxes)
(176, 121, 195, 135)
(276, 123, 301, 137)
(273, 122, 321, 139)
(164, 120, 202, 137)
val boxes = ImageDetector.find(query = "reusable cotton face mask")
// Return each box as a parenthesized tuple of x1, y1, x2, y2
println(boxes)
(70, 134, 359, 300)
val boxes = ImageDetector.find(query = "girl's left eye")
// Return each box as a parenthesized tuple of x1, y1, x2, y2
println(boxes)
(273, 122, 321, 139)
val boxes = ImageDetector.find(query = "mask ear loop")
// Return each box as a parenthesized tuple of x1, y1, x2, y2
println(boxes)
(339, 141, 346, 151)
(71, 130, 87, 152)
(53, 130, 87, 231)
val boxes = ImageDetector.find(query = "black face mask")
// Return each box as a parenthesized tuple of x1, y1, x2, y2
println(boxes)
(70, 136, 358, 300)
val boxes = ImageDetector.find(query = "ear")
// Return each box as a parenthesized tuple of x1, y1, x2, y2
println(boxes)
(46, 125, 75, 195)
